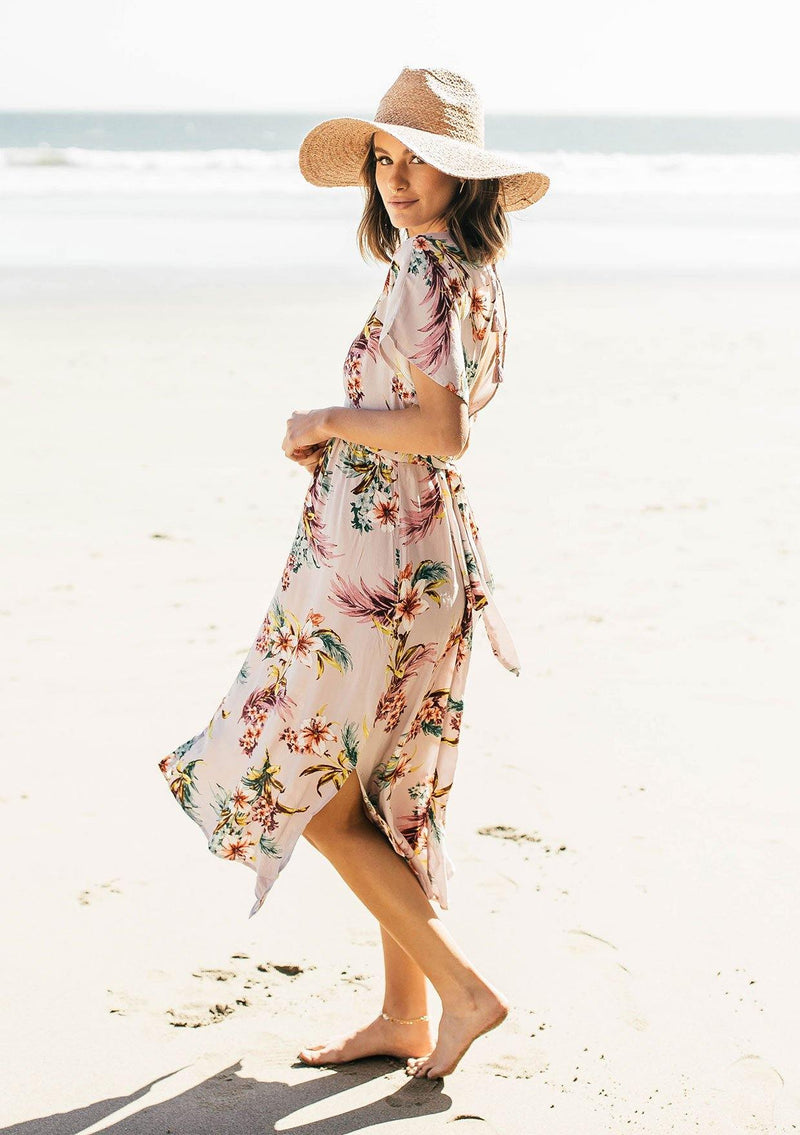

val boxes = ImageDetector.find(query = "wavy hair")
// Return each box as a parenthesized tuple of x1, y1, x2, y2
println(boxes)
(355, 135, 510, 267)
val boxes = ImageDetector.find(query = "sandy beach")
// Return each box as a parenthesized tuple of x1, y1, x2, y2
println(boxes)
(1, 260, 798, 1133)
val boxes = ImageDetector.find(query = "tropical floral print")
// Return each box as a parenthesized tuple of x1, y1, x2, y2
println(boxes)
(158, 227, 519, 920)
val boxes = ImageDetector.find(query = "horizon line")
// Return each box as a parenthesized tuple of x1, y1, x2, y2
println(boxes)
(1, 107, 799, 121)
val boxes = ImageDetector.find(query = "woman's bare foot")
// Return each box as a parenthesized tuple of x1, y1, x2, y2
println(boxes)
(404, 983, 509, 1079)
(298, 1013, 434, 1066)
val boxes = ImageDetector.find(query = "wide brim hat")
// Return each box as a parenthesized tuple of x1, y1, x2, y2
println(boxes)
(298, 67, 550, 213)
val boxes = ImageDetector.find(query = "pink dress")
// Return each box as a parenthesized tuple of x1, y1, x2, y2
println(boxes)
(158, 229, 520, 919)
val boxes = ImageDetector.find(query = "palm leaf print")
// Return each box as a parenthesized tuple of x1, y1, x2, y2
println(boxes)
(341, 719, 360, 766)
(167, 757, 204, 817)
(343, 311, 383, 407)
(356, 311, 382, 359)
(340, 444, 398, 534)
(399, 475, 443, 544)
(300, 499, 338, 567)
(312, 627, 353, 678)
(240, 677, 297, 728)
(259, 832, 281, 858)
(411, 559, 450, 605)
(391, 639, 440, 682)
(375, 640, 439, 730)
(241, 754, 308, 817)
(285, 451, 338, 575)
(329, 571, 397, 629)
(341, 444, 395, 496)
(405, 237, 469, 377)
(242, 755, 286, 797)
(298, 753, 352, 795)
(209, 782, 248, 837)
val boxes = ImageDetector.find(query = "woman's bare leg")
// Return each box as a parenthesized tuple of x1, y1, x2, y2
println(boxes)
(380, 926, 429, 1021)
(298, 925, 434, 1065)
(297, 771, 508, 1077)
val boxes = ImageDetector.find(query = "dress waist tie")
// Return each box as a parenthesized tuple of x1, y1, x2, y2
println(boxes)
(371, 446, 521, 677)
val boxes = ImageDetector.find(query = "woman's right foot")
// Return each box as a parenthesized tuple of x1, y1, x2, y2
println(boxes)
(298, 1013, 434, 1065)
(405, 983, 509, 1079)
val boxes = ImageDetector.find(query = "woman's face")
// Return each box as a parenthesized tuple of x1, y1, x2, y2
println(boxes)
(372, 129, 461, 237)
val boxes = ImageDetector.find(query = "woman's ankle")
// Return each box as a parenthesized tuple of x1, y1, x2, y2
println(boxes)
(436, 971, 504, 1014)
(380, 1003, 430, 1024)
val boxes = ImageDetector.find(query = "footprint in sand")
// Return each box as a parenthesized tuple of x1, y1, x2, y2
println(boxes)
(696, 1054, 784, 1133)
(477, 824, 541, 844)
(487, 1056, 537, 1080)
(165, 955, 315, 1026)
(78, 879, 122, 905)
(166, 1000, 250, 1028)
(477, 824, 567, 856)
(192, 967, 238, 981)
(564, 929, 649, 1033)
(166, 955, 257, 1026)
(256, 961, 314, 977)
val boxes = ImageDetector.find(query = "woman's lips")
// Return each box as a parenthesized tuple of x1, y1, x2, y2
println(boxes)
(389, 199, 418, 210)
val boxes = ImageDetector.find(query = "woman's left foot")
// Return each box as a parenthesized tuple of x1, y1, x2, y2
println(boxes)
(298, 1012, 433, 1065)
(404, 983, 509, 1079)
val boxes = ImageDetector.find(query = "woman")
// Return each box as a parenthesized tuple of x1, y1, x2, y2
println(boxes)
(158, 67, 549, 1080)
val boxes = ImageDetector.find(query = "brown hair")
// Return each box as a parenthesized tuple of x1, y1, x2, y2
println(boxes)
(355, 135, 510, 267)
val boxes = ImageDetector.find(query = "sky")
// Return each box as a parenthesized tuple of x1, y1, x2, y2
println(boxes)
(1, 0, 797, 117)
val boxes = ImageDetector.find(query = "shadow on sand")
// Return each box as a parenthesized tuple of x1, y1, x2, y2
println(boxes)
(3, 1054, 453, 1134)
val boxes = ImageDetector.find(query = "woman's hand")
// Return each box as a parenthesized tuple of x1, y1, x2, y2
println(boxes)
(282, 408, 330, 458)
(287, 442, 327, 474)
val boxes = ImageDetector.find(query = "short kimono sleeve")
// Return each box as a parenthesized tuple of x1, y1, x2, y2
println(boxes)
(378, 241, 469, 405)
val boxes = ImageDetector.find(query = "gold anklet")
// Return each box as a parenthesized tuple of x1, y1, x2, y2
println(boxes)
(381, 1011, 429, 1024)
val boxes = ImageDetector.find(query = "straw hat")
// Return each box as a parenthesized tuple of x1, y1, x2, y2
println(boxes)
(298, 67, 550, 212)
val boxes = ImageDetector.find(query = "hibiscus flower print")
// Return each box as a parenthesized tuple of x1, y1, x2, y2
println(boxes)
(469, 285, 492, 340)
(296, 714, 336, 757)
(394, 573, 430, 633)
(372, 492, 400, 528)
(265, 622, 298, 662)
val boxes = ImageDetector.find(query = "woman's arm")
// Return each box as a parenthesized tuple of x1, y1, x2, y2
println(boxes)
(284, 362, 470, 459)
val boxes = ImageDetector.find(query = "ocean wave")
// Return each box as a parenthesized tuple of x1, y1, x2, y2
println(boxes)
(1, 144, 298, 170)
(1, 145, 799, 195)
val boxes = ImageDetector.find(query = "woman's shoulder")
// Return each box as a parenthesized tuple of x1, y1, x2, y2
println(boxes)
(393, 230, 486, 269)
(390, 231, 499, 301)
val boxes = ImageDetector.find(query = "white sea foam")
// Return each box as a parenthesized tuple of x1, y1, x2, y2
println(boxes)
(1, 146, 797, 274)
(2, 145, 799, 197)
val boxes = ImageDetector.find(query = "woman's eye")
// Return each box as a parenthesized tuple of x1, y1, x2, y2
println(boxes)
(375, 155, 424, 165)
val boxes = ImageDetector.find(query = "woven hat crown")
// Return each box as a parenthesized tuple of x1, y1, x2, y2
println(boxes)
(297, 66, 550, 211)
(374, 68, 484, 148)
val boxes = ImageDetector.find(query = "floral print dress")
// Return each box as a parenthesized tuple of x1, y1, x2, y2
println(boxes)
(158, 229, 521, 919)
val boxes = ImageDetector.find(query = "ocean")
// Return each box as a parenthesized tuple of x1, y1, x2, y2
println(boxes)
(1, 111, 798, 279)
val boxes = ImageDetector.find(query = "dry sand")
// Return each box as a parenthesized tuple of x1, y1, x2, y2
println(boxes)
(1, 265, 798, 1133)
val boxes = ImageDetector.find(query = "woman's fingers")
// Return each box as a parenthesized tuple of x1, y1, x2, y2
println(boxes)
(286, 447, 324, 471)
